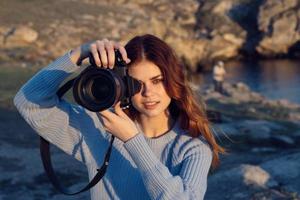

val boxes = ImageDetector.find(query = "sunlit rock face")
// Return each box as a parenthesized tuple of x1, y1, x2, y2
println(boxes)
(257, 0, 300, 57)
(0, 0, 299, 70)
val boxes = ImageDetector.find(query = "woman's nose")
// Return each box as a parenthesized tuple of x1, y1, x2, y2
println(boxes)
(141, 83, 154, 97)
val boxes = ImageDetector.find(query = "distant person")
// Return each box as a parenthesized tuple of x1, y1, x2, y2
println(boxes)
(14, 34, 224, 200)
(213, 61, 226, 94)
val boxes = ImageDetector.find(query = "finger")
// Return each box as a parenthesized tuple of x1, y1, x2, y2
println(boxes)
(104, 40, 115, 69)
(99, 109, 117, 122)
(90, 43, 101, 67)
(114, 102, 128, 118)
(96, 40, 108, 68)
(114, 42, 131, 64)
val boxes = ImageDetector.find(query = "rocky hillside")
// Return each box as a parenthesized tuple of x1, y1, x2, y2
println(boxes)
(1, 0, 300, 71)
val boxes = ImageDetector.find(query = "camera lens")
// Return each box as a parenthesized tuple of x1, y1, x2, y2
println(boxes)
(89, 76, 114, 102)
(73, 67, 124, 112)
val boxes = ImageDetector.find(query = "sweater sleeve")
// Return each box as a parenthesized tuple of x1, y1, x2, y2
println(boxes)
(124, 133, 212, 200)
(13, 52, 108, 164)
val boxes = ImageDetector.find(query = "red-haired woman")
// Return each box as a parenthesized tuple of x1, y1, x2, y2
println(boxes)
(14, 34, 224, 200)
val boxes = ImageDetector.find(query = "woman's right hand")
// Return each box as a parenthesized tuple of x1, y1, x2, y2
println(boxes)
(70, 39, 131, 68)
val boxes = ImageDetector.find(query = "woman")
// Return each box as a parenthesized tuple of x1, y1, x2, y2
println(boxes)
(14, 34, 224, 200)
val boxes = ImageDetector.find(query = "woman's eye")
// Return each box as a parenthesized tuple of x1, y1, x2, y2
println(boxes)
(153, 79, 163, 84)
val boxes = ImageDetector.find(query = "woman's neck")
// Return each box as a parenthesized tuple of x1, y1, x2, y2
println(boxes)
(137, 114, 174, 138)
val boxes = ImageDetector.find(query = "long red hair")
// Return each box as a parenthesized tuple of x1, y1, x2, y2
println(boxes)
(124, 34, 224, 168)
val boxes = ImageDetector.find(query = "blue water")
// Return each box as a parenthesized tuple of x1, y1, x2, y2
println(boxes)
(193, 59, 300, 104)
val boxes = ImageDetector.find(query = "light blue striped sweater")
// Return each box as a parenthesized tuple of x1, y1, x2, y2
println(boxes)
(14, 52, 213, 200)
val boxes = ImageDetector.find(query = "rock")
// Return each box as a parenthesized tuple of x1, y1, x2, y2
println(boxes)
(235, 120, 285, 142)
(261, 152, 300, 193)
(81, 14, 96, 21)
(257, 0, 300, 56)
(251, 147, 277, 153)
(202, 82, 300, 122)
(206, 34, 244, 61)
(249, 92, 264, 102)
(0, 26, 38, 48)
(277, 99, 300, 109)
(247, 107, 256, 113)
(258, 0, 298, 32)
(241, 165, 274, 187)
(212, 123, 240, 137)
(234, 82, 250, 92)
(294, 130, 300, 138)
(239, 120, 283, 130)
(223, 33, 244, 46)
(207, 153, 300, 200)
(205, 91, 223, 99)
(165, 37, 207, 71)
(270, 135, 295, 147)
(1, 0, 300, 69)
(206, 164, 278, 200)
(221, 82, 258, 102)
(251, 189, 298, 199)
(238, 124, 271, 142)
(194, 1, 248, 64)
(212, 1, 233, 15)
(196, 1, 246, 37)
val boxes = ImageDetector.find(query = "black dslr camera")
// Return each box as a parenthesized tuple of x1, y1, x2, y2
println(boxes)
(71, 50, 142, 112)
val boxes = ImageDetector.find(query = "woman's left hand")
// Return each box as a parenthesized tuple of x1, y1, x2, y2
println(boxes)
(99, 102, 139, 142)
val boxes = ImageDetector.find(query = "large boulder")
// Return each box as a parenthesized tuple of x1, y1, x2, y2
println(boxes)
(0, 25, 38, 48)
(202, 81, 300, 122)
(194, 1, 247, 62)
(207, 153, 300, 199)
(257, 0, 300, 56)
(206, 164, 278, 200)
(261, 152, 300, 193)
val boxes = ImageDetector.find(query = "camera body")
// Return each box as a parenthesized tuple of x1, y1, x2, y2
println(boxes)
(72, 50, 141, 112)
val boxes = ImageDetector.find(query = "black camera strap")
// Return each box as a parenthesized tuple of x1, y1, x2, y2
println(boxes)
(39, 78, 115, 195)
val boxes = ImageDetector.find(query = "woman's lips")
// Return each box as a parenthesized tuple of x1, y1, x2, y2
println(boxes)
(143, 101, 160, 110)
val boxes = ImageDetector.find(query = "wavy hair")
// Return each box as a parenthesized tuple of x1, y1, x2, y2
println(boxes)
(124, 34, 224, 168)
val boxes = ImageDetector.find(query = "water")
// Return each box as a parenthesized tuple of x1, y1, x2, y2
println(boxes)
(191, 59, 300, 104)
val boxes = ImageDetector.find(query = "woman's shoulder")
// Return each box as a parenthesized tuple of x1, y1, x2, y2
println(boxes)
(172, 122, 208, 144)
(176, 133, 211, 149)
(172, 128, 212, 159)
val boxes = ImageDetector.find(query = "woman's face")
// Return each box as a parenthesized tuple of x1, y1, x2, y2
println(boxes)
(128, 60, 171, 119)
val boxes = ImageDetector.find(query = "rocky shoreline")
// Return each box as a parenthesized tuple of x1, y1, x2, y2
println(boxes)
(0, 82, 299, 199)
(1, 0, 300, 71)
(199, 82, 300, 200)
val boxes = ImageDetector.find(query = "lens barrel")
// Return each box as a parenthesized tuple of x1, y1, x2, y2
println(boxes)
(72, 50, 142, 112)
(73, 67, 125, 112)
